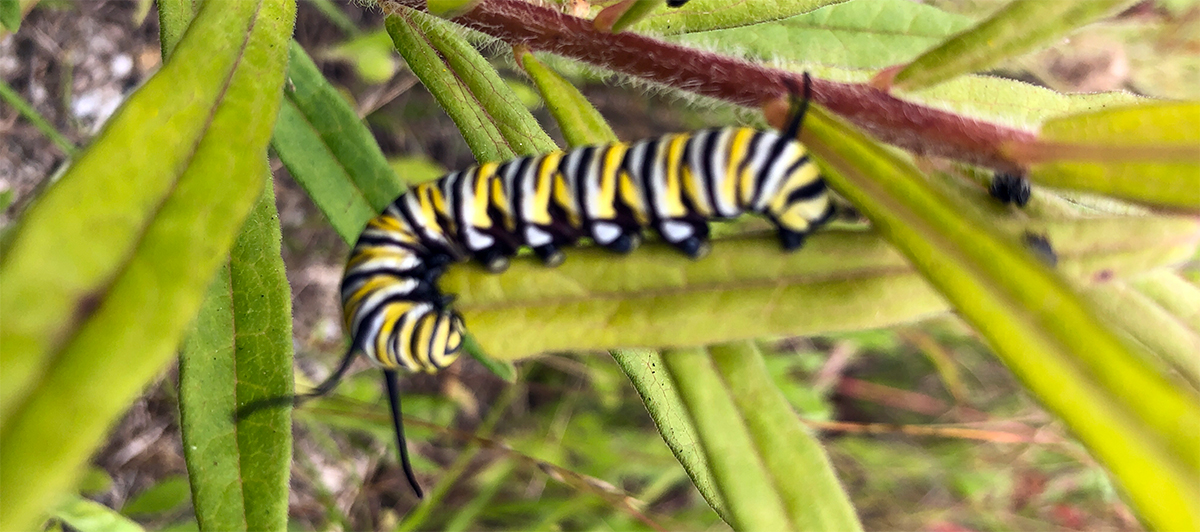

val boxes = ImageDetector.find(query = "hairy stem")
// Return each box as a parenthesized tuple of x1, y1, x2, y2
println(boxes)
(381, 0, 1036, 173)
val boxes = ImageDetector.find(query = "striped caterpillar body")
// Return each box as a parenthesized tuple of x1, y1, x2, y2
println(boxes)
(342, 126, 834, 377)
(276, 85, 832, 499)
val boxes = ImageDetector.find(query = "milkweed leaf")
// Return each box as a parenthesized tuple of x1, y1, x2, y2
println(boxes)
(0, 1, 294, 530)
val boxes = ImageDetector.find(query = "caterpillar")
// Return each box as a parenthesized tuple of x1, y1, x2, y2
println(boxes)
(254, 81, 832, 499)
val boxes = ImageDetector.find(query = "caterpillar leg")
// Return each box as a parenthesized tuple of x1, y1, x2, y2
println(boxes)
(590, 220, 642, 254)
(777, 227, 808, 251)
(656, 218, 711, 259)
(472, 244, 517, 273)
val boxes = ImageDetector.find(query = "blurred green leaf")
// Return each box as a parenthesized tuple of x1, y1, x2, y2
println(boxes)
(1, 0, 21, 32)
(801, 103, 1200, 530)
(121, 475, 191, 517)
(662, 342, 860, 530)
(1084, 279, 1200, 388)
(893, 0, 1138, 90)
(0, 1, 294, 529)
(676, 0, 971, 69)
(0, 78, 76, 156)
(518, 51, 617, 147)
(426, 0, 481, 18)
(604, 0, 667, 34)
(388, 155, 447, 185)
(180, 184, 294, 532)
(77, 468, 114, 497)
(324, 30, 399, 84)
(1027, 102, 1200, 212)
(636, 0, 842, 35)
(53, 497, 144, 532)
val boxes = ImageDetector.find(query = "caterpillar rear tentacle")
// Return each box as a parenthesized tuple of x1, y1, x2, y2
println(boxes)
(242, 78, 833, 501)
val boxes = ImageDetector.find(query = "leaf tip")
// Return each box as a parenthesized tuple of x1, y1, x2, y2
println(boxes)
(869, 65, 903, 92)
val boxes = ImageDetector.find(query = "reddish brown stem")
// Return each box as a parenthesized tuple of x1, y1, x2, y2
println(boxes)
(384, 0, 1035, 173)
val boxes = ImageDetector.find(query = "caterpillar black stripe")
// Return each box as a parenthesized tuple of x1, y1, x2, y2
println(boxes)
(251, 79, 833, 499)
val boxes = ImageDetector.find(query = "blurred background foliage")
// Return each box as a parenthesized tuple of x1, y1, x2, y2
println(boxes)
(2, 0, 1197, 530)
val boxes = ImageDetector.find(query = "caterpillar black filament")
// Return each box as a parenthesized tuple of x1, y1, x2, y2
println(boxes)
(251, 80, 833, 499)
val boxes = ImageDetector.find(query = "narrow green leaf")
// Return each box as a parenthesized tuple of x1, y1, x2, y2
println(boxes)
(53, 497, 144, 532)
(180, 183, 294, 532)
(386, 11, 513, 163)
(635, 0, 842, 35)
(272, 98, 377, 242)
(660, 346, 791, 530)
(894, 0, 1138, 91)
(801, 104, 1200, 530)
(0, 77, 76, 156)
(708, 342, 860, 530)
(121, 475, 191, 517)
(280, 41, 403, 212)
(0, 0, 294, 529)
(676, 0, 971, 69)
(415, 8, 558, 156)
(1028, 102, 1200, 212)
(518, 51, 618, 147)
(611, 349, 729, 522)
(443, 215, 1196, 360)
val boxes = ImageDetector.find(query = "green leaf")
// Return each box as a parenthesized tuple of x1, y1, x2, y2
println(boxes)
(1, 0, 21, 32)
(385, 11, 513, 163)
(1026, 102, 1200, 212)
(121, 475, 191, 517)
(426, 0, 482, 18)
(1131, 270, 1200, 333)
(800, 103, 1200, 530)
(323, 30, 400, 84)
(518, 51, 618, 147)
(442, 215, 1196, 361)
(606, 0, 668, 34)
(893, 0, 1139, 91)
(156, 0, 199, 59)
(661, 343, 860, 530)
(610, 349, 728, 522)
(635, 0, 843, 35)
(278, 41, 403, 213)
(415, 9, 558, 157)
(388, 155, 447, 185)
(53, 497, 144, 532)
(676, 0, 971, 69)
(179, 184, 294, 532)
(1084, 280, 1200, 388)
(0, 0, 294, 529)
(0, 77, 76, 156)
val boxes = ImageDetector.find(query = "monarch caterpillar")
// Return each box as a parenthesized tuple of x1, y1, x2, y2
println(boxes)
(251, 78, 831, 499)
